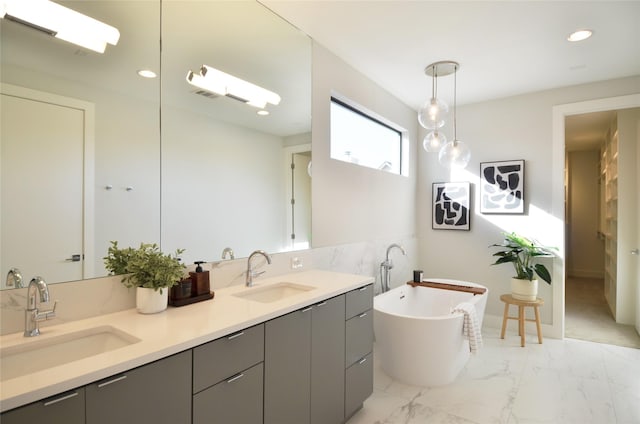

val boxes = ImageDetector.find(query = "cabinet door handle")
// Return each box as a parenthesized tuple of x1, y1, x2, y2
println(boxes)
(316, 301, 327, 307)
(43, 391, 79, 406)
(97, 374, 127, 388)
(226, 373, 244, 383)
(227, 331, 244, 340)
(358, 286, 368, 291)
(301, 306, 313, 313)
(358, 357, 368, 365)
(358, 312, 368, 318)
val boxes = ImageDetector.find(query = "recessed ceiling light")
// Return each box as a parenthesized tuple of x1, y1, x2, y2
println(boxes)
(567, 29, 593, 42)
(257, 110, 269, 116)
(137, 69, 157, 78)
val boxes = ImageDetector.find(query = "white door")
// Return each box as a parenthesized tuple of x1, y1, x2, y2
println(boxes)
(616, 108, 639, 325)
(635, 115, 640, 335)
(1, 89, 85, 285)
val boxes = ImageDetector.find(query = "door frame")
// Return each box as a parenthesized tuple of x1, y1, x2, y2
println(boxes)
(551, 93, 640, 339)
(1, 83, 96, 280)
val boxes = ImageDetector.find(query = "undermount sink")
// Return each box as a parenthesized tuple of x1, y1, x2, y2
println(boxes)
(0, 325, 140, 381)
(233, 282, 315, 303)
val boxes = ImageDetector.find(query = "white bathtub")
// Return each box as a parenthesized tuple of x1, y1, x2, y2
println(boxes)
(374, 278, 488, 386)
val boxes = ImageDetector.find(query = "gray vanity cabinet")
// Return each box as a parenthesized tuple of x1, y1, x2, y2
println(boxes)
(264, 294, 347, 424)
(1, 388, 85, 424)
(85, 350, 191, 424)
(192, 324, 264, 424)
(311, 295, 346, 424)
(344, 284, 374, 420)
(264, 306, 312, 424)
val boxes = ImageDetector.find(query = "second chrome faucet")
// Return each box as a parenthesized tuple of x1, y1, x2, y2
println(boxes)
(246, 250, 272, 287)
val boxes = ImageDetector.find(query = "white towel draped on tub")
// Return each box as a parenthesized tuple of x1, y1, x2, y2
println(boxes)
(452, 302, 483, 354)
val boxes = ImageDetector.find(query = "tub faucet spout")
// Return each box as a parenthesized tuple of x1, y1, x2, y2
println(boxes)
(380, 243, 406, 293)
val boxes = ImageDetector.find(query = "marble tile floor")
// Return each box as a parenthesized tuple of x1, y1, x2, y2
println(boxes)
(347, 330, 640, 424)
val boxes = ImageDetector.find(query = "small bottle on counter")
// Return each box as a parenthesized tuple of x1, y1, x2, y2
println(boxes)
(190, 261, 210, 296)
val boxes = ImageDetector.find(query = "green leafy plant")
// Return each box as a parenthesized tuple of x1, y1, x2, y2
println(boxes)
(104, 241, 186, 293)
(489, 232, 557, 284)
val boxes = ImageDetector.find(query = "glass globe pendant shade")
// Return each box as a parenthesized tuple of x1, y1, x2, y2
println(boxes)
(438, 139, 471, 169)
(418, 97, 448, 129)
(422, 131, 447, 152)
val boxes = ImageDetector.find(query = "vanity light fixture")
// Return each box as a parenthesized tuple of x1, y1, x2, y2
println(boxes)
(0, 0, 120, 53)
(419, 61, 471, 169)
(567, 29, 593, 42)
(186, 64, 281, 109)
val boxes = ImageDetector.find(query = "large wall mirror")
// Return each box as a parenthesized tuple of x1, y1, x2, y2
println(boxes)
(0, 0, 311, 289)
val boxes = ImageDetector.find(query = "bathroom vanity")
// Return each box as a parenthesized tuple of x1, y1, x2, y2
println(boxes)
(0, 270, 374, 424)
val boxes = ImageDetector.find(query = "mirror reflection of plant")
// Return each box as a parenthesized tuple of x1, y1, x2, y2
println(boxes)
(489, 232, 557, 284)
(104, 241, 186, 293)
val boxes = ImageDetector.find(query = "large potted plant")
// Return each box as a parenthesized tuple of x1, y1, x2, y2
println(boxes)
(104, 241, 186, 314)
(489, 232, 557, 301)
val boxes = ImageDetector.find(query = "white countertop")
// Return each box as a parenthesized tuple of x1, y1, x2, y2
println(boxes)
(0, 270, 373, 412)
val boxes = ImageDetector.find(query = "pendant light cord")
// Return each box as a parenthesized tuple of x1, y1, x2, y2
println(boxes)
(453, 64, 457, 145)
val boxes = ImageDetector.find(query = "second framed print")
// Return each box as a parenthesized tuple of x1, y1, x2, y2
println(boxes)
(480, 160, 524, 214)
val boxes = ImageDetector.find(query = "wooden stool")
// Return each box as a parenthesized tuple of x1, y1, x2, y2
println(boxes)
(500, 294, 544, 347)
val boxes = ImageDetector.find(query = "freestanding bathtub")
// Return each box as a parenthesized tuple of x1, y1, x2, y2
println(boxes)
(374, 278, 488, 386)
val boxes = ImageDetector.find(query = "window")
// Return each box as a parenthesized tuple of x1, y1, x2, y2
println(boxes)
(330, 97, 403, 175)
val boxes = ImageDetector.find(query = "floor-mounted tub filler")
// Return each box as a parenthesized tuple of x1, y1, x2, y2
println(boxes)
(374, 278, 488, 386)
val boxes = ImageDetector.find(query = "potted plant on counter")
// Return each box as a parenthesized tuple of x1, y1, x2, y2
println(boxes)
(104, 241, 186, 314)
(489, 232, 557, 301)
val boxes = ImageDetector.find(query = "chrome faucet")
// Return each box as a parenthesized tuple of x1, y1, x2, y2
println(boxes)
(6, 268, 24, 288)
(380, 243, 407, 293)
(246, 250, 272, 287)
(221, 247, 235, 260)
(24, 276, 57, 337)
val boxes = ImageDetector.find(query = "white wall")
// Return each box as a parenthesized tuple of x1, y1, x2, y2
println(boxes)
(567, 150, 604, 278)
(161, 105, 287, 265)
(311, 43, 418, 248)
(418, 75, 640, 328)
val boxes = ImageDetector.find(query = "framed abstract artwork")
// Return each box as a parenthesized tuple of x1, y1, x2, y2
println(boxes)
(480, 159, 525, 214)
(432, 182, 470, 230)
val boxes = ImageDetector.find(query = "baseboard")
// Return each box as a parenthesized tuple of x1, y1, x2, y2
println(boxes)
(567, 269, 604, 279)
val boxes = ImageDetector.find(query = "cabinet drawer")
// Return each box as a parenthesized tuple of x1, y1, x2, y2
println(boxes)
(346, 284, 373, 319)
(1, 388, 85, 424)
(193, 362, 264, 424)
(345, 309, 373, 367)
(345, 352, 373, 420)
(193, 323, 264, 393)
(86, 350, 191, 424)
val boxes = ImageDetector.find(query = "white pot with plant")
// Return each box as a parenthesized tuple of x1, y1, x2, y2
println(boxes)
(490, 232, 556, 301)
(104, 241, 186, 314)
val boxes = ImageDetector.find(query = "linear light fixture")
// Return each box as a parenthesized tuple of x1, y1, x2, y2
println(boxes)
(0, 0, 120, 53)
(186, 64, 281, 109)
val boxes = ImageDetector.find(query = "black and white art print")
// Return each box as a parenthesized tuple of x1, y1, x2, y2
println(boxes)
(432, 182, 470, 231)
(480, 160, 525, 214)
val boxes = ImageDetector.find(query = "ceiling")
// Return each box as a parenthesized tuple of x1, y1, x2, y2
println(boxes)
(260, 0, 640, 110)
(260, 0, 640, 151)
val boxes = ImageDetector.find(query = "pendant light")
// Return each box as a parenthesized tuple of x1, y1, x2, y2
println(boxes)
(419, 61, 471, 169)
(438, 62, 470, 169)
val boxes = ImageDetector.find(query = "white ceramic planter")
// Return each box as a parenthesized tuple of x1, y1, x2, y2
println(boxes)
(510, 278, 538, 301)
(136, 287, 168, 314)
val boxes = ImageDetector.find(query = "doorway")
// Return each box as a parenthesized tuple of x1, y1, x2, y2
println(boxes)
(563, 106, 640, 348)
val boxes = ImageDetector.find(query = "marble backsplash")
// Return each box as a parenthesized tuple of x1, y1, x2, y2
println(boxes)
(1, 237, 417, 335)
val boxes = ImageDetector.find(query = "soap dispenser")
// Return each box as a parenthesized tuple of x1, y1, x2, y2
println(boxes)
(190, 261, 210, 296)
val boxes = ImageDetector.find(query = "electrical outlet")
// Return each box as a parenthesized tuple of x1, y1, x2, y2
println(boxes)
(291, 257, 303, 269)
